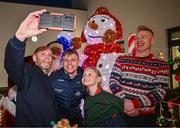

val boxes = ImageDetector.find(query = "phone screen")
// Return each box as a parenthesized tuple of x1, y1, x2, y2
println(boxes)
(39, 12, 76, 31)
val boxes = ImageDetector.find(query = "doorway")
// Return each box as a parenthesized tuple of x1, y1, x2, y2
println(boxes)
(167, 26, 180, 90)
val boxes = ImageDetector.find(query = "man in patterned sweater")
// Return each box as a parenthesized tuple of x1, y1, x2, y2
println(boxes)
(109, 26, 170, 126)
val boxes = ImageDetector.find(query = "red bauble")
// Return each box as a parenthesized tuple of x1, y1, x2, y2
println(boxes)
(175, 73, 180, 82)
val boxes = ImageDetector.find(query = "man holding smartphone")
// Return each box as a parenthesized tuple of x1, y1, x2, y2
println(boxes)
(4, 9, 57, 127)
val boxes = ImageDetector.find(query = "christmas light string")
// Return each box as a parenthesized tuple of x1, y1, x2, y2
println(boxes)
(157, 100, 180, 127)
(161, 100, 180, 107)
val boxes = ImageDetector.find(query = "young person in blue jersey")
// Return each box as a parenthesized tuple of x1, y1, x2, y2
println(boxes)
(4, 9, 57, 127)
(109, 26, 170, 126)
(82, 67, 127, 127)
(48, 49, 85, 126)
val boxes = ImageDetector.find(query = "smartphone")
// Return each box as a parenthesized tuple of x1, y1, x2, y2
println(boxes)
(39, 12, 76, 31)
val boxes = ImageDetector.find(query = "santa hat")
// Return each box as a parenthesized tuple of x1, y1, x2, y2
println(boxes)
(81, 7, 123, 42)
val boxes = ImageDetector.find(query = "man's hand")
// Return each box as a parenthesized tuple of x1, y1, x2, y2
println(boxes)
(125, 109, 139, 116)
(15, 9, 47, 41)
(124, 99, 140, 116)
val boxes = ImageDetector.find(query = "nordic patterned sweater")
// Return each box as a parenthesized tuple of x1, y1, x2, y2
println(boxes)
(109, 53, 169, 115)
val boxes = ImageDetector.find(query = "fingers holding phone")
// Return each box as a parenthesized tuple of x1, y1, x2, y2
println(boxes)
(15, 9, 76, 42)
(39, 12, 76, 31)
(15, 9, 48, 41)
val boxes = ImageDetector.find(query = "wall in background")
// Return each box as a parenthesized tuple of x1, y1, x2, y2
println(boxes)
(0, 0, 87, 10)
(86, 0, 180, 56)
(0, 1, 87, 87)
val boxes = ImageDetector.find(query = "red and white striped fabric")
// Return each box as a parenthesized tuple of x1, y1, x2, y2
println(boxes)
(128, 34, 136, 54)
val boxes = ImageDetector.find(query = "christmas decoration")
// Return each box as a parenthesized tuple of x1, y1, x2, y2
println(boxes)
(167, 96, 180, 109)
(156, 98, 180, 127)
(50, 118, 78, 128)
(71, 7, 124, 86)
(0, 87, 16, 127)
(158, 51, 166, 60)
(164, 48, 180, 125)
(174, 56, 180, 82)
(168, 48, 175, 66)
(168, 59, 175, 66)
(57, 32, 72, 52)
(175, 74, 180, 82)
(156, 116, 168, 126)
(127, 34, 136, 54)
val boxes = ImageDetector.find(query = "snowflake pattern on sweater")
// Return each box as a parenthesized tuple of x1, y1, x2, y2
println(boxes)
(109, 53, 169, 115)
